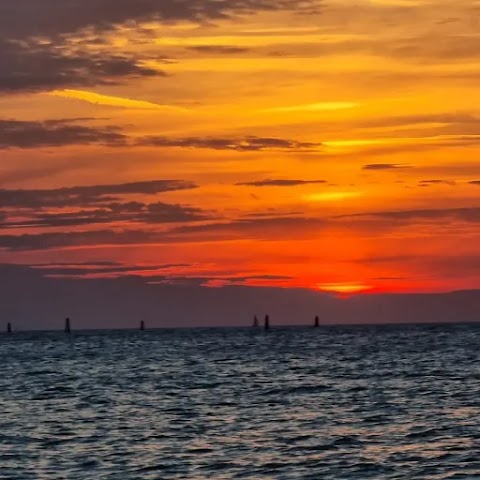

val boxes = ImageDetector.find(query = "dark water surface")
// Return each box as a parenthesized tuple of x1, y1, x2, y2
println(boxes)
(1, 324, 480, 479)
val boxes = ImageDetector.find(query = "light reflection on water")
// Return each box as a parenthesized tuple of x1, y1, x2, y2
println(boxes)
(1, 324, 480, 479)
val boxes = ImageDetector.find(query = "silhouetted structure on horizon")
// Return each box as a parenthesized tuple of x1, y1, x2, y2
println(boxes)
(7, 323, 12, 334)
(314, 315, 320, 327)
(253, 315, 259, 327)
(264, 315, 270, 330)
(140, 320, 145, 331)
(65, 317, 71, 334)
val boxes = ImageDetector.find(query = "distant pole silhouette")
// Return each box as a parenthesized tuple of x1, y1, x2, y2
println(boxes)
(7, 322, 12, 334)
(264, 315, 270, 330)
(253, 315, 259, 327)
(314, 315, 320, 328)
(65, 317, 71, 334)
(140, 320, 145, 331)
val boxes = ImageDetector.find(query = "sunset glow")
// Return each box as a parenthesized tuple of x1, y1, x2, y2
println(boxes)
(317, 284, 373, 295)
(1, 0, 480, 295)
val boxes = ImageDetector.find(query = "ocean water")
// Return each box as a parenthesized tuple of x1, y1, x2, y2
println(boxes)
(1, 324, 480, 479)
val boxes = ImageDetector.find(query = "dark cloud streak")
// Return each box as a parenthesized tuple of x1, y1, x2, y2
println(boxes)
(0, 40, 163, 94)
(339, 207, 480, 223)
(236, 179, 327, 187)
(0, 180, 198, 208)
(139, 135, 321, 151)
(0, 202, 209, 229)
(186, 45, 251, 55)
(0, 1, 320, 39)
(0, 0, 320, 93)
(418, 179, 456, 187)
(0, 119, 126, 149)
(362, 164, 412, 170)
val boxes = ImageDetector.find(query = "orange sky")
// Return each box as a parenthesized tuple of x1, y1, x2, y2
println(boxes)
(1, 0, 480, 294)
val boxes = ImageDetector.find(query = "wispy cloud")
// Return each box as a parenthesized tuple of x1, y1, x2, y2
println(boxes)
(0, 180, 197, 208)
(0, 119, 126, 149)
(418, 179, 456, 187)
(186, 45, 252, 55)
(0, 39, 163, 94)
(47, 89, 187, 111)
(338, 207, 480, 223)
(236, 179, 327, 187)
(139, 136, 321, 151)
(363, 163, 412, 170)
(0, 202, 209, 229)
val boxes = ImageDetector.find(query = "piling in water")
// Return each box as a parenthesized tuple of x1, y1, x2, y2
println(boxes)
(264, 315, 270, 330)
(314, 316, 320, 327)
(140, 320, 145, 331)
(253, 315, 259, 327)
(7, 323, 12, 334)
(65, 317, 71, 334)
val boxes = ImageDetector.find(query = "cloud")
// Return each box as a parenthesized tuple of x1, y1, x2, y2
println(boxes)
(0, 119, 126, 149)
(360, 113, 480, 129)
(0, 230, 160, 251)
(263, 33, 480, 65)
(418, 179, 456, 187)
(0, 0, 320, 93)
(387, 35, 480, 63)
(46, 89, 182, 111)
(30, 262, 192, 278)
(28, 261, 294, 286)
(0, 178, 208, 236)
(0, 39, 163, 94)
(33, 261, 123, 268)
(168, 215, 326, 241)
(139, 135, 321, 151)
(357, 112, 480, 139)
(305, 191, 362, 202)
(362, 163, 412, 170)
(186, 45, 251, 55)
(156, 274, 294, 288)
(0, 1, 320, 40)
(469, 180, 480, 186)
(0, 180, 198, 208)
(0, 119, 322, 152)
(339, 207, 480, 223)
(0, 202, 209, 229)
(236, 179, 327, 187)
(332, 135, 480, 158)
(0, 215, 325, 250)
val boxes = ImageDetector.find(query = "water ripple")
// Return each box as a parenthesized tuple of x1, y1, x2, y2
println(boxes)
(1, 324, 480, 478)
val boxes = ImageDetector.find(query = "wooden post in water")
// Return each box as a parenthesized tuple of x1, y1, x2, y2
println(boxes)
(264, 315, 270, 330)
(253, 315, 259, 327)
(314, 315, 320, 328)
(65, 317, 71, 334)
(140, 320, 145, 331)
(7, 322, 12, 334)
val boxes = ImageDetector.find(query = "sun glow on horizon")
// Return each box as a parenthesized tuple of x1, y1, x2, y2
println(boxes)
(316, 283, 373, 294)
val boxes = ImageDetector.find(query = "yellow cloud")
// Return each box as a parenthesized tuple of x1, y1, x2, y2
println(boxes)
(46, 89, 188, 111)
(323, 139, 389, 148)
(304, 191, 363, 202)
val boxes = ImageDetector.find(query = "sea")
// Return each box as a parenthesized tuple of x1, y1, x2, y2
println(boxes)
(1, 324, 479, 479)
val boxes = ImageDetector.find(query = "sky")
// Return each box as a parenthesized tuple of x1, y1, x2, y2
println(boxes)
(1, 1, 480, 327)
